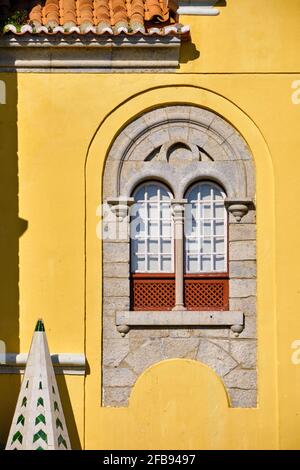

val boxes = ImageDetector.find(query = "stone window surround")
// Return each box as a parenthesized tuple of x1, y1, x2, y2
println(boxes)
(109, 194, 246, 337)
(102, 105, 257, 408)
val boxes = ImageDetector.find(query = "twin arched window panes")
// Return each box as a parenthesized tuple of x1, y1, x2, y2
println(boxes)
(131, 183, 174, 273)
(131, 181, 227, 274)
(185, 182, 227, 273)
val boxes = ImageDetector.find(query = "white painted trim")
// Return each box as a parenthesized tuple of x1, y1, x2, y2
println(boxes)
(177, 6, 220, 15)
(0, 352, 86, 375)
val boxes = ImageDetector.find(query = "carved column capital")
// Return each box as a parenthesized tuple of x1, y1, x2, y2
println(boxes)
(106, 197, 134, 221)
(225, 198, 255, 222)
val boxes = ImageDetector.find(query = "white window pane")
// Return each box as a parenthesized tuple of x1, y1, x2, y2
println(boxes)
(214, 238, 225, 253)
(149, 203, 159, 219)
(132, 239, 145, 254)
(133, 256, 145, 272)
(201, 256, 211, 271)
(148, 256, 159, 271)
(214, 221, 224, 236)
(214, 203, 225, 218)
(187, 256, 198, 272)
(201, 238, 211, 254)
(161, 239, 172, 254)
(201, 204, 212, 219)
(162, 221, 172, 237)
(148, 239, 159, 254)
(131, 220, 145, 238)
(161, 203, 171, 219)
(214, 255, 225, 271)
(202, 221, 211, 236)
(137, 203, 147, 219)
(199, 184, 211, 201)
(148, 222, 159, 237)
(161, 256, 172, 271)
(187, 239, 198, 254)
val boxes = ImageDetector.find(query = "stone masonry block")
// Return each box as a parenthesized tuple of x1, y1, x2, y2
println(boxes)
(103, 297, 130, 315)
(223, 369, 257, 389)
(229, 279, 256, 298)
(228, 389, 257, 408)
(124, 339, 164, 375)
(103, 262, 129, 278)
(103, 367, 137, 387)
(103, 387, 131, 406)
(103, 242, 129, 263)
(229, 296, 256, 316)
(229, 241, 256, 261)
(162, 338, 200, 359)
(229, 261, 256, 279)
(103, 339, 130, 367)
(103, 278, 130, 298)
(196, 339, 238, 377)
(229, 224, 256, 241)
(230, 340, 256, 368)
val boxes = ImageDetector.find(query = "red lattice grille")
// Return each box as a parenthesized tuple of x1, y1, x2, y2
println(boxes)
(184, 278, 228, 311)
(132, 277, 175, 311)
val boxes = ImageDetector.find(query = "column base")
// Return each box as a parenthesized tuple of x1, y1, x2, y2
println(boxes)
(172, 305, 187, 311)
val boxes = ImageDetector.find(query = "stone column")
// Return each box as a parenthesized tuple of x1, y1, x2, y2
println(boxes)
(171, 199, 187, 311)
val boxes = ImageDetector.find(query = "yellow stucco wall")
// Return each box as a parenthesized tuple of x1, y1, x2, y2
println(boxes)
(0, 0, 300, 449)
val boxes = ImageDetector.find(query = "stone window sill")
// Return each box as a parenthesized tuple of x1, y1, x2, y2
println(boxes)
(116, 311, 244, 336)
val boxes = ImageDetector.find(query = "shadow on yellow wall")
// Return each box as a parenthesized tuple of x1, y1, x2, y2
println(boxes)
(0, 74, 27, 447)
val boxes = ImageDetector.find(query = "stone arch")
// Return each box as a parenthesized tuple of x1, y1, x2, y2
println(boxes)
(103, 105, 254, 200)
(102, 104, 257, 409)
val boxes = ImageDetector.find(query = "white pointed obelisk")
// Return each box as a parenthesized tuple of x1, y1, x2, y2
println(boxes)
(6, 320, 71, 450)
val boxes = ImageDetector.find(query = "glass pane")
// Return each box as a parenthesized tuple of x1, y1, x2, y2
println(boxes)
(201, 256, 211, 272)
(132, 239, 145, 255)
(161, 256, 172, 272)
(214, 238, 225, 253)
(187, 256, 198, 272)
(187, 187, 198, 203)
(201, 204, 212, 219)
(161, 239, 172, 254)
(201, 238, 211, 254)
(214, 255, 225, 271)
(199, 183, 212, 201)
(133, 256, 145, 272)
(214, 203, 224, 218)
(148, 256, 159, 271)
(161, 203, 171, 219)
(149, 203, 159, 219)
(212, 186, 224, 200)
(187, 239, 198, 255)
(131, 220, 145, 238)
(148, 222, 159, 237)
(214, 221, 224, 236)
(146, 184, 159, 200)
(160, 187, 172, 201)
(134, 187, 146, 201)
(202, 221, 211, 236)
(148, 239, 159, 254)
(162, 221, 172, 237)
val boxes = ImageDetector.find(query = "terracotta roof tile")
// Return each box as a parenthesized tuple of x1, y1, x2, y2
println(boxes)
(0, 0, 189, 36)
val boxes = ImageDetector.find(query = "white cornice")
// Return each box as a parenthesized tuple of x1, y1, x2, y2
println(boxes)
(177, 6, 220, 15)
(0, 35, 182, 72)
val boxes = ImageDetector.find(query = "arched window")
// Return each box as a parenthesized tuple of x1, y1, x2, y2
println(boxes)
(184, 181, 229, 311)
(185, 182, 227, 273)
(130, 182, 175, 310)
